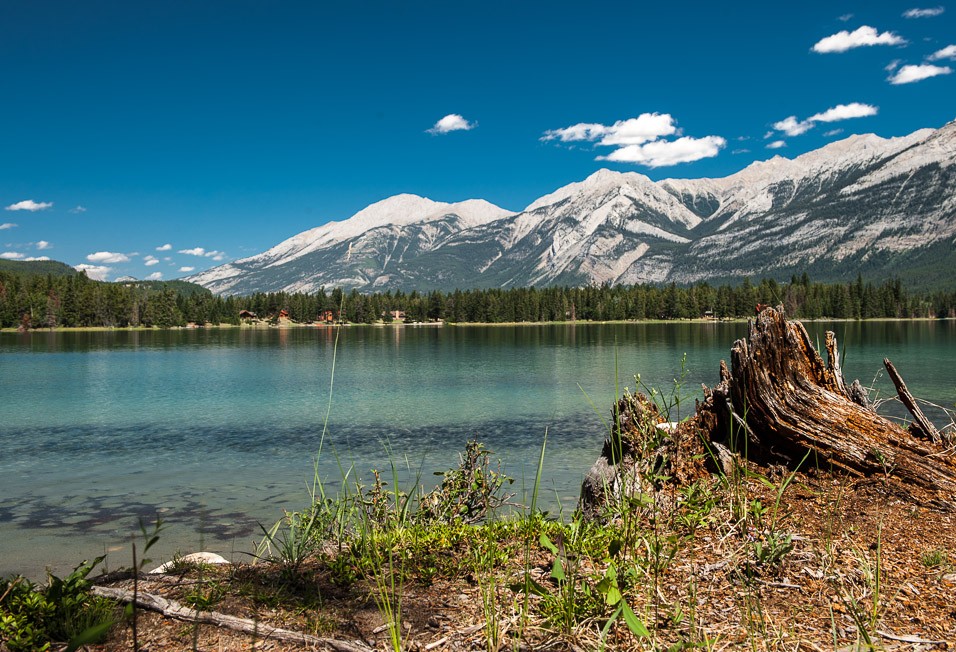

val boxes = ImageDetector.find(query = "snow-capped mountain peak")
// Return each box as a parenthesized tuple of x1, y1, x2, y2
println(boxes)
(188, 119, 956, 295)
(526, 168, 652, 212)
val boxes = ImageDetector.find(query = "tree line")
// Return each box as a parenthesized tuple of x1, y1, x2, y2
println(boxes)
(2, 270, 955, 330)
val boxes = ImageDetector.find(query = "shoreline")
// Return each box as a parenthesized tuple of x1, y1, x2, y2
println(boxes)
(1, 315, 949, 334)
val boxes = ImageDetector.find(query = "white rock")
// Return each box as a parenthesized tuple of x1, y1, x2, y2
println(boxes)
(149, 551, 230, 574)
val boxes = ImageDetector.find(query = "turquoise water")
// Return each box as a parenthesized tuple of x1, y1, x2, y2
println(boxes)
(1, 321, 953, 578)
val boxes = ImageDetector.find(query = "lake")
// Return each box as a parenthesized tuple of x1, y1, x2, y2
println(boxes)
(2, 320, 954, 578)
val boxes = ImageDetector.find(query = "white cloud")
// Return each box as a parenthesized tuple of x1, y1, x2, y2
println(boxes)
(541, 122, 608, 142)
(598, 135, 727, 167)
(23, 256, 50, 262)
(542, 113, 678, 146)
(178, 246, 226, 260)
(0, 223, 16, 230)
(885, 59, 902, 71)
(36, 240, 50, 250)
(156, 243, 172, 251)
(178, 266, 195, 273)
(146, 272, 163, 280)
(773, 116, 814, 136)
(1, 251, 24, 260)
(767, 140, 787, 149)
(600, 115, 680, 146)
(812, 26, 907, 53)
(427, 114, 477, 134)
(69, 205, 87, 214)
(903, 6, 944, 18)
(928, 44, 956, 61)
(772, 103, 878, 139)
(808, 102, 879, 122)
(5, 199, 54, 212)
(732, 148, 751, 154)
(823, 128, 845, 136)
(544, 113, 723, 167)
(74, 264, 110, 280)
(86, 251, 130, 263)
(144, 255, 159, 266)
(888, 63, 953, 83)
(838, 13, 854, 21)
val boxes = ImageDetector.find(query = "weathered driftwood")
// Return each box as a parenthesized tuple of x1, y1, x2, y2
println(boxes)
(92, 585, 373, 652)
(581, 306, 956, 515)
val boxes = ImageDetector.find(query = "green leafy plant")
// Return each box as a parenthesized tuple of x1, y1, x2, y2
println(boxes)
(920, 549, 949, 568)
(675, 480, 717, 533)
(417, 439, 515, 525)
(0, 557, 114, 652)
(596, 560, 650, 648)
(752, 532, 795, 567)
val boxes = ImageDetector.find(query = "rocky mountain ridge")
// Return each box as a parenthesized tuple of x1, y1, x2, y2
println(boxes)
(187, 120, 956, 294)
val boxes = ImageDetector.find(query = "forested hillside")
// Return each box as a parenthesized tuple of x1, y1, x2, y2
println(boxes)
(2, 266, 955, 330)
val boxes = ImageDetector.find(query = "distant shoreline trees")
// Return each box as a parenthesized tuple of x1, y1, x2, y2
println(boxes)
(1, 269, 955, 330)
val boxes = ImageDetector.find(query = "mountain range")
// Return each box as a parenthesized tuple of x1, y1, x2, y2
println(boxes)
(187, 120, 956, 295)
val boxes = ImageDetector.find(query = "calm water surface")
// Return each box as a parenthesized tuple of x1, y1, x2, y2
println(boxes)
(1, 321, 954, 577)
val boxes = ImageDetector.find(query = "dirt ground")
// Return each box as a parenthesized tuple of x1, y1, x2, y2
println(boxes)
(83, 461, 956, 652)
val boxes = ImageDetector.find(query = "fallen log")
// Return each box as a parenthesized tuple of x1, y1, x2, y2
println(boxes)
(92, 585, 374, 652)
(581, 306, 956, 515)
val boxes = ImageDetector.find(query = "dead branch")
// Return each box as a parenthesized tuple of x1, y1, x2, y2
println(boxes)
(884, 358, 942, 444)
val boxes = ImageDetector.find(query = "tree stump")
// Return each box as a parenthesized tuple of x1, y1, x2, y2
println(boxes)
(581, 306, 956, 515)
(725, 306, 956, 509)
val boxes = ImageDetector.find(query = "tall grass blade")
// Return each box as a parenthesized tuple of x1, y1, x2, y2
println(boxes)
(529, 427, 548, 515)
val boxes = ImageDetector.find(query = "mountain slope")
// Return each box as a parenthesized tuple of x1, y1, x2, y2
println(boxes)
(188, 195, 514, 294)
(671, 124, 955, 284)
(187, 120, 956, 294)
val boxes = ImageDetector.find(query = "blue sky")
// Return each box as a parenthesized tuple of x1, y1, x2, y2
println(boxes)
(1, 1, 954, 281)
